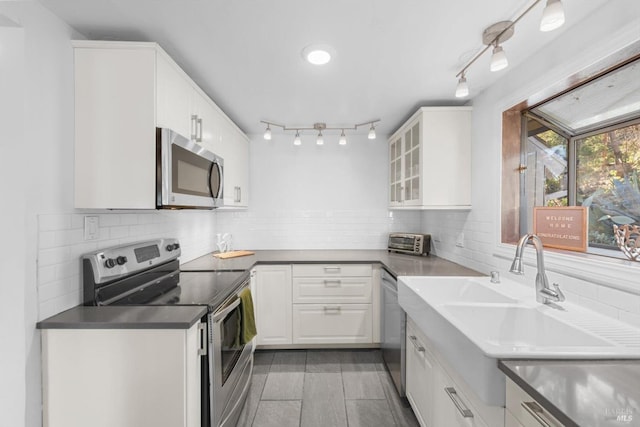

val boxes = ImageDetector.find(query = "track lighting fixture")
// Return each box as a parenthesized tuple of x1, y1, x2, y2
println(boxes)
(454, 0, 565, 96)
(260, 119, 380, 145)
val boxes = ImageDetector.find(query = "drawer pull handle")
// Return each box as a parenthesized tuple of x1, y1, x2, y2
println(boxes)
(444, 387, 473, 418)
(521, 401, 551, 427)
(324, 279, 341, 287)
(323, 306, 341, 314)
(408, 335, 425, 353)
(323, 266, 341, 273)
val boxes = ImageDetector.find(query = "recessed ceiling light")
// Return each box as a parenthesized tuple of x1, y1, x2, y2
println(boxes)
(302, 44, 334, 66)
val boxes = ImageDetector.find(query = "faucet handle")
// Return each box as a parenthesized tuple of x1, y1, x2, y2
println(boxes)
(552, 283, 566, 302)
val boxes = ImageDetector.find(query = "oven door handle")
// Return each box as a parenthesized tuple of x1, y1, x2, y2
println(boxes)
(213, 297, 241, 322)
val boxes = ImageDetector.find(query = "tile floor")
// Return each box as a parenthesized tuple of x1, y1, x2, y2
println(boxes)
(236, 349, 419, 427)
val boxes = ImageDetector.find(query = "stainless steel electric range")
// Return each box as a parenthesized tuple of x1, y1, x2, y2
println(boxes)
(82, 238, 254, 427)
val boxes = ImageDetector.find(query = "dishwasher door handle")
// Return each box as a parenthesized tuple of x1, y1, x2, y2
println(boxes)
(381, 278, 398, 295)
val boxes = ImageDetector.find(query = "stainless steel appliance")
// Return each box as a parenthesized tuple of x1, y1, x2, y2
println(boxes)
(82, 238, 253, 427)
(388, 232, 431, 256)
(157, 128, 224, 209)
(380, 269, 406, 397)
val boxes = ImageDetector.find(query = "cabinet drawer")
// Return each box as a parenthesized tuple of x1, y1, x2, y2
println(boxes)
(292, 264, 372, 277)
(292, 277, 372, 303)
(292, 304, 372, 344)
(506, 378, 564, 427)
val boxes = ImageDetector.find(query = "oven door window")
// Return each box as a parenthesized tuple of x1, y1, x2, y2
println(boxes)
(171, 144, 213, 198)
(220, 304, 243, 385)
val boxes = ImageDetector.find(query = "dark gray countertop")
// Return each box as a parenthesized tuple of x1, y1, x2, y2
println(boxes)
(499, 360, 640, 427)
(38, 250, 480, 330)
(37, 305, 208, 329)
(180, 249, 483, 277)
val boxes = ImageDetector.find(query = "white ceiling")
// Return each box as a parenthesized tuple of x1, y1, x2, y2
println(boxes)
(38, 0, 609, 137)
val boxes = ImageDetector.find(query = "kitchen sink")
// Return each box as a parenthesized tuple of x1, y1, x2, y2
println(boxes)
(397, 275, 640, 406)
(398, 276, 517, 304)
(441, 304, 611, 351)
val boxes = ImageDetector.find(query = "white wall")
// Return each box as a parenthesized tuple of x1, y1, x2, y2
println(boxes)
(0, 4, 220, 427)
(421, 0, 640, 326)
(217, 133, 421, 249)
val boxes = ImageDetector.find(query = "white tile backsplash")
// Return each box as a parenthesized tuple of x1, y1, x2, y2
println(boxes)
(217, 209, 421, 250)
(36, 210, 218, 320)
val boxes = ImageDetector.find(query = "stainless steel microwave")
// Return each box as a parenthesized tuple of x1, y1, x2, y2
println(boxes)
(156, 128, 224, 209)
(388, 233, 431, 256)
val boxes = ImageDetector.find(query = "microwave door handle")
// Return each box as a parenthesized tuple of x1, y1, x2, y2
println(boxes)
(208, 162, 222, 199)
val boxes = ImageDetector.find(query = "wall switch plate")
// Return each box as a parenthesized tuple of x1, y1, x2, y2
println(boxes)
(84, 216, 99, 240)
(455, 232, 465, 248)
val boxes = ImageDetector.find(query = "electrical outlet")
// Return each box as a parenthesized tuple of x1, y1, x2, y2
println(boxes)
(84, 216, 99, 240)
(455, 232, 465, 248)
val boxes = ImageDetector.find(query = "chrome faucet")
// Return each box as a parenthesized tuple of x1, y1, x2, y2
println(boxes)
(510, 234, 565, 304)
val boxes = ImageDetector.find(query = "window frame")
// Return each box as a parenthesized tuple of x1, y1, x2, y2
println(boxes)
(521, 109, 640, 256)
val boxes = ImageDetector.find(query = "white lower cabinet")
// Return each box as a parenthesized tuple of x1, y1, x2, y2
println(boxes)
(253, 263, 379, 348)
(432, 366, 489, 427)
(405, 321, 434, 426)
(254, 265, 293, 345)
(406, 316, 502, 427)
(292, 303, 372, 344)
(41, 322, 203, 427)
(506, 378, 564, 427)
(292, 264, 373, 345)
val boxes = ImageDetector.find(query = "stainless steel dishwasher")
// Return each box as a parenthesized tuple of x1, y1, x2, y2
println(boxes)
(381, 269, 406, 397)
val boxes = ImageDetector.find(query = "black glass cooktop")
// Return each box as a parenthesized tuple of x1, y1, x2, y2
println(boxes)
(113, 270, 247, 309)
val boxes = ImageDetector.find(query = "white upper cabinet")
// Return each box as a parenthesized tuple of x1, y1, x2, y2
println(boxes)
(218, 118, 250, 208)
(73, 40, 249, 209)
(156, 55, 193, 139)
(388, 107, 472, 210)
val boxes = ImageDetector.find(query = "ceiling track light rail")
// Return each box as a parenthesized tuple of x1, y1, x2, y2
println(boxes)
(454, 0, 565, 98)
(260, 119, 380, 145)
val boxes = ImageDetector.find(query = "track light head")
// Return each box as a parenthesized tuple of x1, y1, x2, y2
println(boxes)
(540, 0, 565, 32)
(455, 75, 469, 98)
(490, 45, 508, 72)
(339, 130, 347, 145)
(368, 123, 376, 140)
(263, 124, 272, 140)
(293, 131, 301, 146)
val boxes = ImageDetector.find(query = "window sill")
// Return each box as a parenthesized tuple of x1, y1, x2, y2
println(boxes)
(494, 243, 640, 295)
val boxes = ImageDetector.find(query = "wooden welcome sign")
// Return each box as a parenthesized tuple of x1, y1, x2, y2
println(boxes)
(533, 206, 588, 252)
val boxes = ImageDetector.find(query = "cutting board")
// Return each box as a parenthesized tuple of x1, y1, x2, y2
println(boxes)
(213, 250, 255, 259)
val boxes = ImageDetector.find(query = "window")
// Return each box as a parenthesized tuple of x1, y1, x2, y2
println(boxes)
(519, 57, 640, 254)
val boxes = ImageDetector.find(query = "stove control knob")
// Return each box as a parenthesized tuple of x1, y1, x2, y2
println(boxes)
(173, 243, 180, 250)
(166, 244, 174, 252)
(116, 256, 128, 266)
(104, 258, 116, 269)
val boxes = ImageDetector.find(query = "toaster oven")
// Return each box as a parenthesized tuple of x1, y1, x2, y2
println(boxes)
(388, 233, 431, 256)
